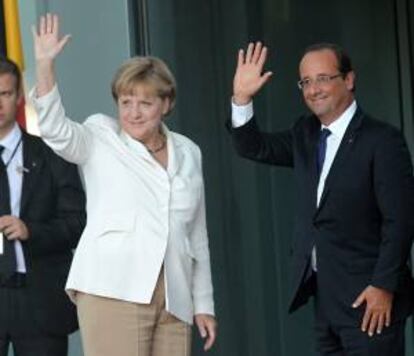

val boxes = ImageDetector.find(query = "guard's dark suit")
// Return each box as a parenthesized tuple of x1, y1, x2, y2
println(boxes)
(0, 131, 86, 355)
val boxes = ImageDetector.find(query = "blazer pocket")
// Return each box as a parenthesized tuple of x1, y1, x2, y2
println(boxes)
(171, 177, 202, 214)
(97, 212, 137, 237)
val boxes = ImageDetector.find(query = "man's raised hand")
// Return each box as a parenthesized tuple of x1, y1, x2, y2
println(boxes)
(232, 42, 273, 105)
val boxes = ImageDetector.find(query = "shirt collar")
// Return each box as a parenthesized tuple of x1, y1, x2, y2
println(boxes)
(322, 100, 357, 140)
(119, 129, 147, 154)
(119, 123, 180, 176)
(0, 123, 22, 153)
(119, 123, 172, 156)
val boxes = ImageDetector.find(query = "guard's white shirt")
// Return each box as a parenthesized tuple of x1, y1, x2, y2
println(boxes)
(0, 123, 27, 272)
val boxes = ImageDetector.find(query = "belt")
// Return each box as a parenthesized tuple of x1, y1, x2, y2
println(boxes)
(0, 272, 26, 288)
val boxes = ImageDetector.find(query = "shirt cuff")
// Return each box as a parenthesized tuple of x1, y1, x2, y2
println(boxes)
(29, 84, 59, 107)
(231, 99, 254, 128)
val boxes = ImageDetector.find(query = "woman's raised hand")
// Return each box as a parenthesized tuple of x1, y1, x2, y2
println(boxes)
(32, 13, 71, 62)
(32, 14, 70, 96)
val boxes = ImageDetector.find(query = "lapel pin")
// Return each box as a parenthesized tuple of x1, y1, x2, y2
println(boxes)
(16, 166, 30, 174)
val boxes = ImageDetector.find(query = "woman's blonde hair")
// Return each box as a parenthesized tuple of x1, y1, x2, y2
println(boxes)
(111, 56, 176, 114)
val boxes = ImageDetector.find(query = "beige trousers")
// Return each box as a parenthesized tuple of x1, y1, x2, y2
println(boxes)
(76, 270, 192, 356)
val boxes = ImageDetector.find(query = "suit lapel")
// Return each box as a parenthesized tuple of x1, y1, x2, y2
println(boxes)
(20, 133, 45, 216)
(315, 109, 364, 216)
(164, 126, 182, 178)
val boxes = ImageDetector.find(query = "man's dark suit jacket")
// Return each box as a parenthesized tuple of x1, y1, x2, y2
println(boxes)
(7, 131, 86, 335)
(230, 108, 414, 326)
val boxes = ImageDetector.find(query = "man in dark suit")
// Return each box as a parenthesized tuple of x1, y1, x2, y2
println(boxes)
(0, 56, 85, 355)
(229, 42, 414, 355)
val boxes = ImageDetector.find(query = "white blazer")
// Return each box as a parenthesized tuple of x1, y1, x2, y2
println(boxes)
(31, 86, 214, 324)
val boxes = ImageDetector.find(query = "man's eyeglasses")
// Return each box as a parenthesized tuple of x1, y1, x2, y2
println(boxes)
(297, 73, 343, 90)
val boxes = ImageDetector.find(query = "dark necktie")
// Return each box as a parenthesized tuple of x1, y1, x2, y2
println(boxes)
(0, 145, 16, 279)
(316, 128, 331, 176)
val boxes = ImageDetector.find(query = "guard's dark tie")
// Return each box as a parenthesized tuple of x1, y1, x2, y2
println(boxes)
(0, 145, 16, 280)
(316, 128, 331, 176)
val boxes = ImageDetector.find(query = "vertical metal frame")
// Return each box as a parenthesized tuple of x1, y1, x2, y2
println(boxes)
(128, 0, 150, 55)
(395, 0, 414, 153)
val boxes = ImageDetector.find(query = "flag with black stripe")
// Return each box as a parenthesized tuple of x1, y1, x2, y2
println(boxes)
(0, 0, 6, 56)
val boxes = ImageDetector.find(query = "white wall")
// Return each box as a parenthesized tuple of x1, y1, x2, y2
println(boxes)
(20, 0, 132, 120)
(45, 0, 132, 119)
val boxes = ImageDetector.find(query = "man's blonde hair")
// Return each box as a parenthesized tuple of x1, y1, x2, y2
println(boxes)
(111, 56, 176, 114)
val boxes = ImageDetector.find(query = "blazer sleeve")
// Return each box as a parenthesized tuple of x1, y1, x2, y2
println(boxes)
(188, 148, 215, 316)
(24, 147, 86, 257)
(227, 116, 295, 167)
(370, 128, 414, 292)
(30, 85, 92, 165)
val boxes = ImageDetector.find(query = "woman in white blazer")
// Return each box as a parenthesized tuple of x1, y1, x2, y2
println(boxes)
(31, 14, 216, 356)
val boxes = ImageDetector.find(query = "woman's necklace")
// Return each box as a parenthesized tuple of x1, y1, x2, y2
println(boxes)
(146, 133, 166, 155)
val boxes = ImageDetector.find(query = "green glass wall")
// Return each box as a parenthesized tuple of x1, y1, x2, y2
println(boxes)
(140, 0, 414, 355)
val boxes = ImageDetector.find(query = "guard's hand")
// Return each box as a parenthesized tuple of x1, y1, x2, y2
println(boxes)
(352, 285, 393, 336)
(194, 314, 217, 351)
(0, 215, 29, 240)
(32, 13, 71, 62)
(233, 41, 273, 105)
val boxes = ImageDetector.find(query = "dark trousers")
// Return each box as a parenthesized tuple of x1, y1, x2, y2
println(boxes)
(313, 274, 405, 356)
(0, 274, 68, 356)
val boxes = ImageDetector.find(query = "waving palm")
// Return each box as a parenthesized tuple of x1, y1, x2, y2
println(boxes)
(233, 42, 273, 105)
(32, 13, 71, 61)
